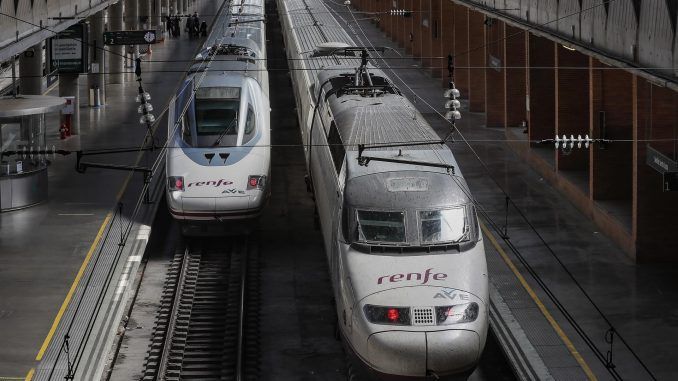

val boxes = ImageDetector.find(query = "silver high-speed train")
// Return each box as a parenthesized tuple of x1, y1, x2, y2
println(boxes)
(277, 0, 489, 379)
(166, 0, 270, 232)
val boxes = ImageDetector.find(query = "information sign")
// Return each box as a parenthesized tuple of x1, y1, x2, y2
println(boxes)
(646, 145, 678, 174)
(103, 30, 158, 46)
(49, 23, 88, 73)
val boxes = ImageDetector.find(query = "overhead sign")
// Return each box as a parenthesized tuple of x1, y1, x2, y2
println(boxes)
(103, 30, 158, 46)
(49, 23, 88, 73)
(646, 145, 678, 174)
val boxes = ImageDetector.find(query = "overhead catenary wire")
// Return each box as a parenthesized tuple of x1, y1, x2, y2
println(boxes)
(329, 0, 658, 380)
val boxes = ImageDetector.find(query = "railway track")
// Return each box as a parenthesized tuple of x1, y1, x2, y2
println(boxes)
(142, 237, 259, 381)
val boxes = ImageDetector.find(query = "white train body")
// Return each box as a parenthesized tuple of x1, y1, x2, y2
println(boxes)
(277, 0, 489, 379)
(166, 0, 270, 224)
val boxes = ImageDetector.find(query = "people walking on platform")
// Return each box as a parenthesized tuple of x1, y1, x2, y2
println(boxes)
(174, 16, 181, 37)
(185, 15, 193, 36)
(164, 15, 171, 36)
(200, 21, 207, 37)
(192, 14, 200, 37)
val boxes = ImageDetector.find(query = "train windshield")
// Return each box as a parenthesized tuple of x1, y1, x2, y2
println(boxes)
(192, 87, 241, 147)
(419, 207, 470, 244)
(356, 210, 406, 243)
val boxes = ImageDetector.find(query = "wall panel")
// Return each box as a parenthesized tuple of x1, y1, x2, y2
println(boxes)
(606, 0, 638, 61)
(638, 0, 674, 75)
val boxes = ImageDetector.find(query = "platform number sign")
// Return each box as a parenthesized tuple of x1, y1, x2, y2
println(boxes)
(48, 23, 88, 73)
(103, 30, 158, 45)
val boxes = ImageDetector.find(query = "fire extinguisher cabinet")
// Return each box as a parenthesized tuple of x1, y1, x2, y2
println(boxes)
(0, 95, 65, 211)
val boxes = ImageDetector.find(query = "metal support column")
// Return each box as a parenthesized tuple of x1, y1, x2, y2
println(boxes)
(18, 42, 44, 95)
(58, 73, 80, 135)
(87, 12, 106, 105)
(108, 0, 124, 84)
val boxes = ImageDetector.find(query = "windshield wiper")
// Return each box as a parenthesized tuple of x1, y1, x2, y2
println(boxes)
(212, 113, 238, 147)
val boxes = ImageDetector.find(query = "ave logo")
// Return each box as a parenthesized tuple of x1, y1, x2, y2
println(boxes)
(434, 288, 470, 301)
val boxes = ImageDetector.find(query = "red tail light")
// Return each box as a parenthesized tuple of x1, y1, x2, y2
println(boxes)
(363, 305, 411, 325)
(168, 176, 184, 191)
(387, 308, 400, 322)
(247, 175, 266, 190)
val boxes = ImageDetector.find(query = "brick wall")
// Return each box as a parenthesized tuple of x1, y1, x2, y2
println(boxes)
(468, 10, 486, 112)
(527, 35, 555, 143)
(485, 19, 505, 127)
(504, 25, 527, 127)
(556, 46, 590, 172)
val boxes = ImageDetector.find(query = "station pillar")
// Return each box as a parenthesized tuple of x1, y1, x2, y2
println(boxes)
(504, 26, 527, 128)
(18, 42, 44, 95)
(453, 4, 469, 99)
(108, 0, 124, 84)
(555, 45, 589, 173)
(485, 19, 504, 127)
(468, 10, 485, 113)
(88, 12, 106, 106)
(430, 0, 445, 79)
(140, 0, 151, 29)
(440, 0, 455, 87)
(526, 36, 555, 146)
(633, 79, 678, 262)
(153, 0, 162, 30)
(591, 58, 634, 198)
(58, 74, 80, 135)
(125, 0, 140, 64)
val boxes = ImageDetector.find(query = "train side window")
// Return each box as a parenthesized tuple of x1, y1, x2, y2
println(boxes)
(242, 106, 256, 144)
(181, 112, 192, 146)
(327, 122, 345, 174)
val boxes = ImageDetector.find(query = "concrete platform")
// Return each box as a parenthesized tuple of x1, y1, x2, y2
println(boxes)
(326, 2, 678, 381)
(0, 2, 215, 379)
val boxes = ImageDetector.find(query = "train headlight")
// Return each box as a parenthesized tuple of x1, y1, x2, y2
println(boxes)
(435, 302, 479, 325)
(247, 175, 266, 190)
(168, 176, 184, 191)
(363, 305, 411, 326)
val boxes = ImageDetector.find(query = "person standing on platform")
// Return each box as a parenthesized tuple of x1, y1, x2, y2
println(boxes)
(192, 13, 199, 37)
(185, 15, 193, 36)
(200, 21, 207, 37)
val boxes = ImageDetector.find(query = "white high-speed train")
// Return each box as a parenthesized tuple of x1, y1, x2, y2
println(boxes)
(277, 0, 489, 379)
(166, 0, 270, 233)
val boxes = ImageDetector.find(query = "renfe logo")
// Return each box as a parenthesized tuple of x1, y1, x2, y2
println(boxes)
(187, 179, 234, 188)
(377, 268, 447, 285)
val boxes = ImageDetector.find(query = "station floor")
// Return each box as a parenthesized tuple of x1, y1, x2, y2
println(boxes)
(0, 7, 211, 379)
(326, 3, 678, 381)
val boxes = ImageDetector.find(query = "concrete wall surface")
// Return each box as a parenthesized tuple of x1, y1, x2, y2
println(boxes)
(455, 0, 678, 81)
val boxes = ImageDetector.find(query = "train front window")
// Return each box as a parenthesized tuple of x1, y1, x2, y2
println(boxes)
(419, 207, 469, 244)
(242, 106, 256, 145)
(356, 210, 406, 244)
(194, 99, 240, 147)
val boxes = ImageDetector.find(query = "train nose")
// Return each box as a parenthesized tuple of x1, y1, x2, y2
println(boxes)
(366, 330, 480, 377)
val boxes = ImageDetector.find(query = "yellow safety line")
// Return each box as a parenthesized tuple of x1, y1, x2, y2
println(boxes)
(480, 222, 598, 381)
(33, 49, 170, 369)
(35, 213, 112, 361)
(24, 368, 34, 381)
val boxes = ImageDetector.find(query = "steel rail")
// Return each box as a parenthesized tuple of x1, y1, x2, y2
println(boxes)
(236, 238, 248, 381)
(156, 247, 189, 381)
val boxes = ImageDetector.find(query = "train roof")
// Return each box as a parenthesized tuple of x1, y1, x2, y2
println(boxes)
(191, 0, 267, 88)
